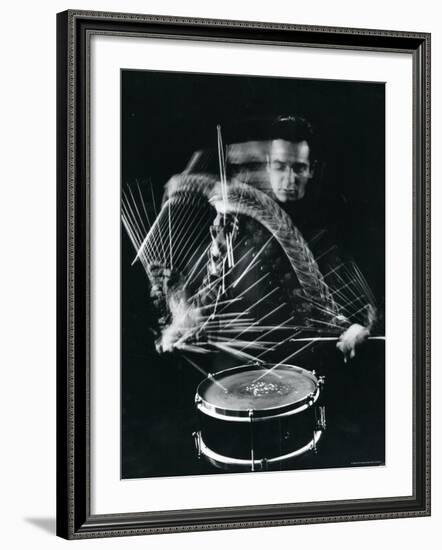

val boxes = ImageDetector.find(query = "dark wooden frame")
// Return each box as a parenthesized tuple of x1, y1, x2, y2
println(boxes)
(56, 9, 431, 539)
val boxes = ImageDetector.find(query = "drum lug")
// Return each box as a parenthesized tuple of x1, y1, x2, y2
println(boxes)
(318, 375, 326, 386)
(248, 409, 255, 471)
(317, 406, 327, 431)
(192, 431, 202, 458)
(311, 432, 318, 454)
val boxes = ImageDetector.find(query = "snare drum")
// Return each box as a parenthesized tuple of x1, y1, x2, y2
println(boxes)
(194, 363, 326, 471)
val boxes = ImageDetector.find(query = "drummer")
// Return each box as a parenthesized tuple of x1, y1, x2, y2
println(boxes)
(264, 115, 373, 362)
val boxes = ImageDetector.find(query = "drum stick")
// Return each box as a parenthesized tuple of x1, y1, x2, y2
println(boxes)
(289, 336, 385, 343)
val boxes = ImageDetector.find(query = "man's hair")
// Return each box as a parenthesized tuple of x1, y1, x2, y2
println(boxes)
(269, 115, 318, 161)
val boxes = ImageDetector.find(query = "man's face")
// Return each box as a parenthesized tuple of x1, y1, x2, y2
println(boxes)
(267, 139, 314, 203)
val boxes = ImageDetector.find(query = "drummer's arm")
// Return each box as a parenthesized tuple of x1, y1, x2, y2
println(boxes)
(196, 213, 237, 309)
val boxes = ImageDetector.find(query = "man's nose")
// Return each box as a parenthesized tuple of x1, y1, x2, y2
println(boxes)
(285, 167, 296, 184)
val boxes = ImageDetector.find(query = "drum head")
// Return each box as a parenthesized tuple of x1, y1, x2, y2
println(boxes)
(196, 364, 318, 420)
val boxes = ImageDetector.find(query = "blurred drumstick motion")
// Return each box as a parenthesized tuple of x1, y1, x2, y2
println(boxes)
(289, 336, 385, 343)
(252, 334, 385, 383)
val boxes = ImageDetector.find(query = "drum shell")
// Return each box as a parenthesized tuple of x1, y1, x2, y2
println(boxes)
(197, 400, 321, 462)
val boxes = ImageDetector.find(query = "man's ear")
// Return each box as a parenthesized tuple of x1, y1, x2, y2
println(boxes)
(310, 159, 318, 177)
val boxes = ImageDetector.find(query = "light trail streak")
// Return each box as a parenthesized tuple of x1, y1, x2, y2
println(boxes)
(183, 354, 228, 392)
(252, 340, 316, 383)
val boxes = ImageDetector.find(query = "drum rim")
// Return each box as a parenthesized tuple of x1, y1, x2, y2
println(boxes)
(195, 363, 319, 420)
(194, 429, 323, 468)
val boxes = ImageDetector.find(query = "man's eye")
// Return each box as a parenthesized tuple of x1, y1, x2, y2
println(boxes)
(294, 164, 308, 174)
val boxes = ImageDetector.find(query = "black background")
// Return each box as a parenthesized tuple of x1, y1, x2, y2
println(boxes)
(121, 70, 385, 479)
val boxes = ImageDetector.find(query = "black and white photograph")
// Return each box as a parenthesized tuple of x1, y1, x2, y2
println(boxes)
(0, 0, 437, 546)
(121, 70, 386, 479)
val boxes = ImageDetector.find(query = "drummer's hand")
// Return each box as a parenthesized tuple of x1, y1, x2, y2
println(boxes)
(336, 323, 370, 363)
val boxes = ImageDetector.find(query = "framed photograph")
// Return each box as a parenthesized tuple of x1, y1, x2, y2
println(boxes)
(56, 10, 430, 539)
